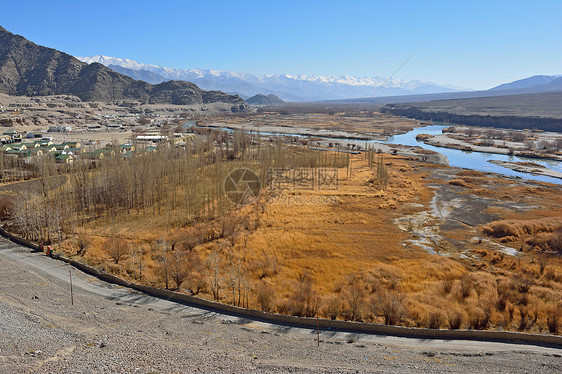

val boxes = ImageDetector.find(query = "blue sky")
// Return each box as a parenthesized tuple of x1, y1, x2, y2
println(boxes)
(1, 0, 560, 89)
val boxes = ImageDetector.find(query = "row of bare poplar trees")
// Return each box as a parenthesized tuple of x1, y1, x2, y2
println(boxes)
(8, 130, 350, 244)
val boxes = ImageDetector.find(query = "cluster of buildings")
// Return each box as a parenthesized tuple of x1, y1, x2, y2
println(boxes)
(0, 128, 195, 164)
(0, 139, 82, 163)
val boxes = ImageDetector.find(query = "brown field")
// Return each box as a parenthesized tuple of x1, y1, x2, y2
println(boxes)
(5, 149, 558, 334)
(202, 110, 420, 138)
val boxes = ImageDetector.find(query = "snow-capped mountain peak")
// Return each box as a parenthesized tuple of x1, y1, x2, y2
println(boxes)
(76, 55, 461, 101)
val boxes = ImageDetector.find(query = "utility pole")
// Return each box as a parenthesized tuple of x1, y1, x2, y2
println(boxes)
(69, 270, 74, 305)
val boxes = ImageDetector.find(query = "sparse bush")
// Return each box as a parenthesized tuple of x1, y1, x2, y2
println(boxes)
(478, 138, 495, 147)
(376, 290, 404, 325)
(105, 236, 128, 264)
(75, 235, 89, 256)
(442, 276, 454, 295)
(0, 197, 14, 220)
(512, 275, 533, 294)
(323, 296, 342, 320)
(253, 253, 279, 280)
(448, 311, 463, 329)
(280, 273, 319, 317)
(480, 299, 494, 328)
(483, 222, 519, 238)
(511, 132, 526, 142)
(544, 267, 556, 281)
(460, 274, 473, 299)
(256, 281, 275, 312)
(548, 228, 562, 253)
(185, 272, 207, 295)
(428, 311, 443, 329)
(547, 307, 560, 334)
(518, 306, 531, 331)
(497, 295, 507, 312)
(539, 255, 547, 275)
(468, 308, 489, 330)
(342, 282, 365, 321)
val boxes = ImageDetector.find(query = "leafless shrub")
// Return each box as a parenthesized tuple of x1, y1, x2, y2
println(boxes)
(497, 295, 507, 312)
(536, 140, 548, 150)
(480, 299, 494, 328)
(511, 132, 526, 142)
(547, 307, 560, 334)
(75, 235, 89, 256)
(538, 255, 547, 276)
(442, 276, 454, 295)
(544, 267, 556, 281)
(105, 236, 128, 264)
(167, 249, 201, 291)
(342, 281, 365, 321)
(478, 138, 495, 147)
(518, 306, 531, 331)
(513, 275, 533, 294)
(280, 273, 319, 317)
(0, 197, 14, 220)
(548, 228, 562, 253)
(428, 311, 443, 329)
(323, 296, 342, 320)
(460, 274, 473, 299)
(503, 307, 513, 326)
(448, 311, 463, 330)
(483, 222, 519, 238)
(256, 281, 275, 312)
(468, 308, 489, 330)
(252, 252, 279, 279)
(375, 290, 404, 325)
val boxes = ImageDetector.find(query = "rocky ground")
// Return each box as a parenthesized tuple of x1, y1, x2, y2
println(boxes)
(0, 238, 561, 373)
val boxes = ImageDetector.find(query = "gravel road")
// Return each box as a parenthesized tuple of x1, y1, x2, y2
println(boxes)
(0, 237, 561, 373)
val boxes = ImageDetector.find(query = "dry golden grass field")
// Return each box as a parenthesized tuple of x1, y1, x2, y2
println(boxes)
(30, 151, 560, 335)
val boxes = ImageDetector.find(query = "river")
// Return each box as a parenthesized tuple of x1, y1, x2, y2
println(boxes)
(377, 124, 562, 185)
(204, 123, 562, 185)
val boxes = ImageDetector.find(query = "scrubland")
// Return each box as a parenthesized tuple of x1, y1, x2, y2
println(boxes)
(1, 128, 561, 335)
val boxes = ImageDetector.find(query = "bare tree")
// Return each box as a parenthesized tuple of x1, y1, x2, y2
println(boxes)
(167, 248, 201, 291)
(105, 235, 128, 264)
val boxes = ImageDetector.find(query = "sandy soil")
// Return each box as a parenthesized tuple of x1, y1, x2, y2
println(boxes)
(1, 238, 561, 373)
(417, 126, 562, 162)
(488, 160, 562, 180)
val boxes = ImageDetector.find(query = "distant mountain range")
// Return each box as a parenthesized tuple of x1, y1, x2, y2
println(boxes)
(0, 26, 245, 108)
(77, 55, 464, 102)
(334, 74, 562, 105)
(489, 75, 562, 93)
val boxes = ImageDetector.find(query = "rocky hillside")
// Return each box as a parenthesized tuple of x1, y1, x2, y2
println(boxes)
(245, 94, 284, 105)
(0, 26, 246, 108)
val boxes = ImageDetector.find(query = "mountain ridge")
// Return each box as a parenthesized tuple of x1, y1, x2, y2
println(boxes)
(0, 26, 246, 108)
(77, 55, 463, 101)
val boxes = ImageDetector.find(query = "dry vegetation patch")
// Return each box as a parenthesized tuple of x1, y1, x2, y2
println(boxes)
(2, 127, 561, 335)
